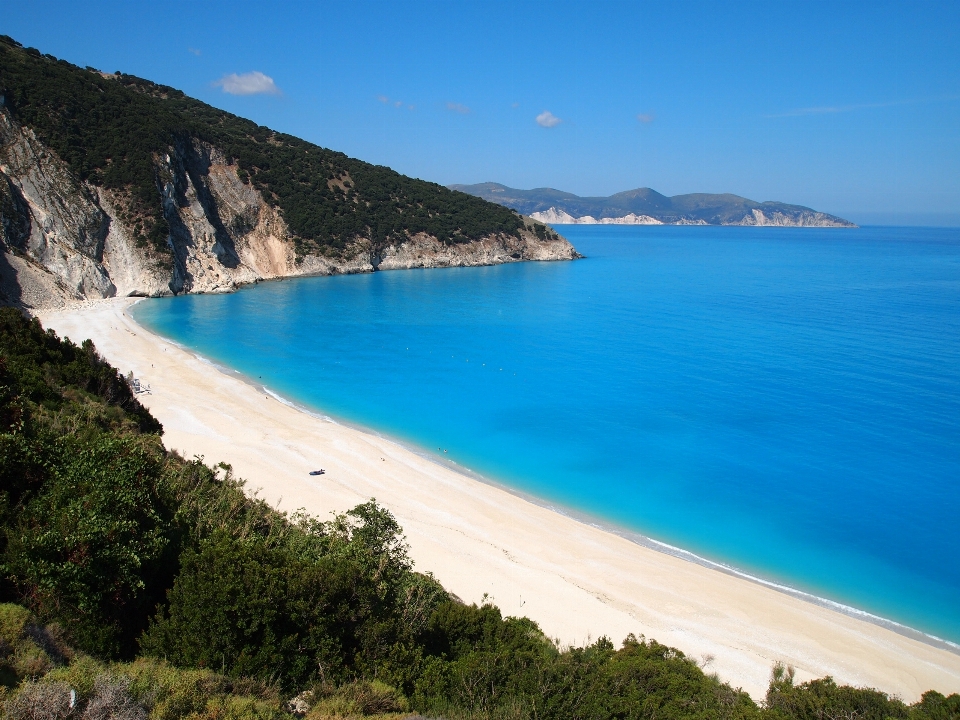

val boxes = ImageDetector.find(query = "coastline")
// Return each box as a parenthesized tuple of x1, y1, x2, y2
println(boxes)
(36, 296, 960, 702)
(130, 298, 960, 658)
(141, 338, 960, 658)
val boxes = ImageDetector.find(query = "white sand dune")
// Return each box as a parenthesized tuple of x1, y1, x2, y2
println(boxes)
(37, 297, 960, 703)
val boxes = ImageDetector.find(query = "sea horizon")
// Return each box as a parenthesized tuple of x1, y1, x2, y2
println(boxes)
(132, 224, 960, 646)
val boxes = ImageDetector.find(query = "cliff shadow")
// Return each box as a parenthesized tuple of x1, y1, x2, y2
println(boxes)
(180, 142, 242, 270)
(0, 249, 23, 309)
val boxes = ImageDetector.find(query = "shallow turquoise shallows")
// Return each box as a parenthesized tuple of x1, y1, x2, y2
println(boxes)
(133, 225, 960, 643)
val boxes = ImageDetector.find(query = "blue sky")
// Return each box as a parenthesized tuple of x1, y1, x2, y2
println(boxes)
(4, 0, 959, 224)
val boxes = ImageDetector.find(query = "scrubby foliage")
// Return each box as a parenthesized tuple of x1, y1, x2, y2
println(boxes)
(0, 35, 524, 256)
(1, 307, 958, 718)
(2, 642, 291, 720)
(0, 309, 159, 435)
(763, 662, 960, 720)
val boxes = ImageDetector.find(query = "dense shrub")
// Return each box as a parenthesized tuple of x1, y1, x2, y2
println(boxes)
(2, 653, 290, 719)
(0, 604, 71, 688)
(3, 434, 177, 659)
(0, 310, 159, 435)
(140, 532, 381, 687)
(2, 679, 73, 720)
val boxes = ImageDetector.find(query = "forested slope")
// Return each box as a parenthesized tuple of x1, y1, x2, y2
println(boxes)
(0, 36, 525, 253)
(0, 36, 575, 307)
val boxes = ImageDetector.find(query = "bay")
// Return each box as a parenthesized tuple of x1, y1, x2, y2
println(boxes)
(133, 225, 960, 643)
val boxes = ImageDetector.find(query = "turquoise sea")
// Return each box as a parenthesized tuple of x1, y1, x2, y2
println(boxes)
(133, 225, 960, 645)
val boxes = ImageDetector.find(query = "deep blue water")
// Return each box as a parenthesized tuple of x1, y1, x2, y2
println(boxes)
(133, 225, 960, 643)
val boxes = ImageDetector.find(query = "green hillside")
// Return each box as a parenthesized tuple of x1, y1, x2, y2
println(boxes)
(0, 36, 523, 257)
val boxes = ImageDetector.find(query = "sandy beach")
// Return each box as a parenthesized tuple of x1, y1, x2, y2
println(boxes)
(36, 296, 960, 703)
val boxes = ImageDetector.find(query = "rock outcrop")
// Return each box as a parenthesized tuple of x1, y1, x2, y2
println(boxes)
(738, 208, 848, 227)
(0, 109, 114, 306)
(0, 109, 579, 311)
(531, 208, 663, 225)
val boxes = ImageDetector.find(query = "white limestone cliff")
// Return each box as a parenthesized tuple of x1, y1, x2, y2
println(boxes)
(737, 208, 848, 227)
(530, 208, 662, 225)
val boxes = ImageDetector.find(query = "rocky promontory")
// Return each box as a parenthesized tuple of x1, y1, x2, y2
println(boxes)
(0, 106, 577, 310)
(0, 37, 578, 311)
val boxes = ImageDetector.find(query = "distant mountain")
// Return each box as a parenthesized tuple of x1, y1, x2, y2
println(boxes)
(449, 183, 857, 228)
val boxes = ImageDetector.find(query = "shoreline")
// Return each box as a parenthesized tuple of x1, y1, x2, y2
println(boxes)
(37, 296, 960, 702)
(140, 322, 960, 656)
(138, 307, 959, 657)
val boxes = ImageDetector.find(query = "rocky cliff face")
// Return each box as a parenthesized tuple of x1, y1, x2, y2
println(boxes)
(530, 208, 663, 225)
(0, 109, 579, 311)
(0, 108, 115, 305)
(738, 208, 848, 227)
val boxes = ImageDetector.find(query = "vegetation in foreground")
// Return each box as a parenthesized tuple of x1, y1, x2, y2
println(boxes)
(0, 305, 957, 719)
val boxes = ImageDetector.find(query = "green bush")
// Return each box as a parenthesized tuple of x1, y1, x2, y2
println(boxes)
(0, 604, 70, 687)
(141, 531, 369, 687)
(8, 655, 290, 719)
(763, 664, 908, 720)
(2, 433, 178, 659)
(305, 679, 409, 717)
(0, 309, 160, 435)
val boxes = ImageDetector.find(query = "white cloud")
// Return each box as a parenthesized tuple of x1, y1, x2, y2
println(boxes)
(536, 110, 561, 128)
(447, 102, 471, 114)
(637, 113, 654, 123)
(214, 71, 280, 96)
(188, 47, 201, 56)
(377, 95, 413, 110)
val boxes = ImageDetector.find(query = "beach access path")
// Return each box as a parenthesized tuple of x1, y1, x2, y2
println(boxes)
(37, 297, 960, 703)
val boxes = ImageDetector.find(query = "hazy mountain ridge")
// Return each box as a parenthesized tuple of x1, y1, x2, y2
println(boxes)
(0, 37, 578, 310)
(450, 183, 857, 227)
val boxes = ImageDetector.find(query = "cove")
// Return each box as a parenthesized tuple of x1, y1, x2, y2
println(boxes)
(133, 224, 960, 644)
